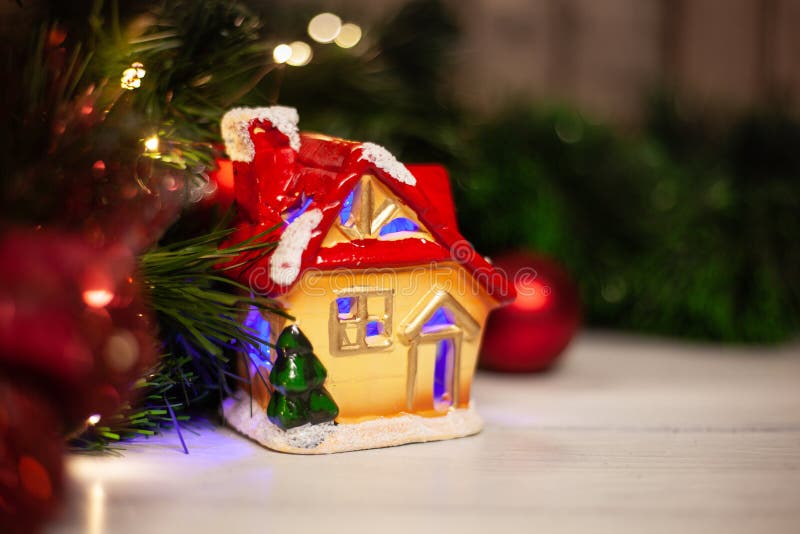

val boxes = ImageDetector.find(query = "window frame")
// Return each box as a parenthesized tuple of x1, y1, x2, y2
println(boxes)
(330, 288, 394, 355)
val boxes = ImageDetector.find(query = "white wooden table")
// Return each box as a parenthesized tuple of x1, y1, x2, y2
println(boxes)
(48, 332, 800, 534)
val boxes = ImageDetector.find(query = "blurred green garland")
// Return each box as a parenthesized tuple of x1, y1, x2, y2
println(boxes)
(457, 101, 799, 343)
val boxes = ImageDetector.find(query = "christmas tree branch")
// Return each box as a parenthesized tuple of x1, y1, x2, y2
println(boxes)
(72, 226, 286, 451)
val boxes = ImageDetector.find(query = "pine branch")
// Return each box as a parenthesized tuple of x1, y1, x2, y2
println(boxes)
(71, 226, 286, 451)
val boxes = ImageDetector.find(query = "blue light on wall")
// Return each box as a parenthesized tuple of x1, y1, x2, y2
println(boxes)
(243, 307, 272, 370)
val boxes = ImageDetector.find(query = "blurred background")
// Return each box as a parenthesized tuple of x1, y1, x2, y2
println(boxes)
(273, 0, 800, 122)
(2, 0, 798, 346)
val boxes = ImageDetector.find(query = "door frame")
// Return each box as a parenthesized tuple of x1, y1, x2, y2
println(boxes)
(399, 288, 479, 412)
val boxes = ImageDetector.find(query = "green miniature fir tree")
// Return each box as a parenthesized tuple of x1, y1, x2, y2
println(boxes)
(267, 325, 339, 430)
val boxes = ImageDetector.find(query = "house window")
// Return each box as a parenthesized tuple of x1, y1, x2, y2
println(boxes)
(331, 289, 393, 354)
(334, 175, 430, 243)
(339, 188, 357, 226)
(378, 217, 420, 239)
(336, 296, 357, 320)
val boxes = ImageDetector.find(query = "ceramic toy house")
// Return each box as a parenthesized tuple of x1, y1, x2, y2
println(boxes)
(219, 106, 515, 453)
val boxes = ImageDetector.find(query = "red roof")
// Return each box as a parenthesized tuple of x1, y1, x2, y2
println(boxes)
(222, 120, 515, 305)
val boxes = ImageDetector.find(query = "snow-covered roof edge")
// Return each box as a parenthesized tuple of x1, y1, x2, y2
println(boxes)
(221, 106, 301, 162)
(357, 142, 417, 186)
(269, 209, 323, 286)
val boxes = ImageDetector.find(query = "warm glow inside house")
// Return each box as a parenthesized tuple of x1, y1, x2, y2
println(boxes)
(220, 107, 515, 452)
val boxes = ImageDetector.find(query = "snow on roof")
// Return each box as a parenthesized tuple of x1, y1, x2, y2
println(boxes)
(221, 106, 301, 162)
(357, 142, 417, 186)
(269, 208, 323, 286)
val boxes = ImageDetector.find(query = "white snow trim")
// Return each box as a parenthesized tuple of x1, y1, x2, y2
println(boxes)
(357, 142, 417, 186)
(221, 106, 301, 162)
(223, 391, 483, 454)
(269, 208, 323, 286)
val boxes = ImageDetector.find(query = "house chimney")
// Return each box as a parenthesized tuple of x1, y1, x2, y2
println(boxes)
(221, 106, 302, 223)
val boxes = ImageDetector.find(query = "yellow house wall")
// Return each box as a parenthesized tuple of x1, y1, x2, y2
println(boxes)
(244, 263, 498, 424)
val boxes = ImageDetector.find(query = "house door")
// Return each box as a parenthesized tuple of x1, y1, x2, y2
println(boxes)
(408, 333, 462, 413)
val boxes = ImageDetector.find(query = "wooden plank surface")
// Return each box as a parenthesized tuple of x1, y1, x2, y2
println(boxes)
(48, 332, 800, 534)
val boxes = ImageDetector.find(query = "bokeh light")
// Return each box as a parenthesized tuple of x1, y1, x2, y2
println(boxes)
(83, 289, 114, 308)
(334, 23, 362, 48)
(273, 43, 292, 64)
(286, 41, 313, 67)
(104, 330, 140, 373)
(120, 61, 146, 90)
(308, 13, 341, 43)
(144, 135, 159, 152)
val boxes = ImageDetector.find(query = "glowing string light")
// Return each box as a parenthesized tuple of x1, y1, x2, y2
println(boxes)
(120, 61, 146, 90)
(335, 23, 362, 48)
(286, 41, 313, 67)
(273, 43, 292, 64)
(144, 135, 159, 152)
(308, 13, 341, 43)
(83, 289, 114, 308)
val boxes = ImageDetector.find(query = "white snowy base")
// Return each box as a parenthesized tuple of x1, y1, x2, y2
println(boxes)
(222, 392, 484, 454)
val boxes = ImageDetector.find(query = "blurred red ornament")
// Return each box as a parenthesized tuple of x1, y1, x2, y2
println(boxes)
(206, 157, 235, 208)
(479, 251, 581, 373)
(0, 229, 157, 532)
(0, 229, 156, 427)
(0, 378, 64, 533)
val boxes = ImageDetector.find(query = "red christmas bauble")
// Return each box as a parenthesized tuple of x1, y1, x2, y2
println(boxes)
(0, 378, 64, 533)
(479, 251, 581, 373)
(0, 230, 156, 428)
(0, 229, 159, 532)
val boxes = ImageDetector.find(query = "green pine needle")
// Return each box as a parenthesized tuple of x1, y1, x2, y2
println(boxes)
(72, 226, 287, 452)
